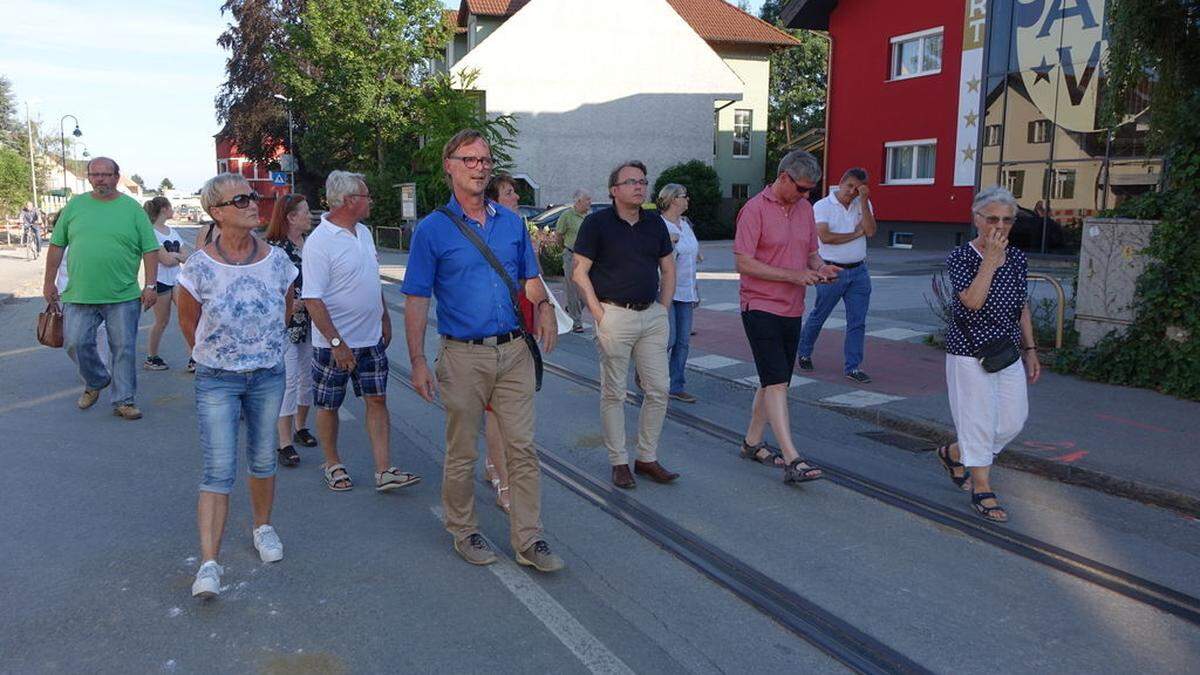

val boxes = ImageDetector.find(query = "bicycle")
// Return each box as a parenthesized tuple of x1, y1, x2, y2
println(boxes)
(21, 225, 41, 261)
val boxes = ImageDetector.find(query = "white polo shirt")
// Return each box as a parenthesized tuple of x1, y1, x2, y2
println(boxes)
(812, 188, 872, 264)
(301, 216, 383, 348)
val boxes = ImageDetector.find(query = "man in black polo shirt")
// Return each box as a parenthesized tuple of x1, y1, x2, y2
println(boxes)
(572, 160, 679, 489)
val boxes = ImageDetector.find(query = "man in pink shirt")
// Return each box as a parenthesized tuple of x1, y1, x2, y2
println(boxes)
(733, 150, 841, 484)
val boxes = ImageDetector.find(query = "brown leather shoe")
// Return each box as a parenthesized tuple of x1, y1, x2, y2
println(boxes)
(634, 460, 679, 484)
(612, 464, 636, 489)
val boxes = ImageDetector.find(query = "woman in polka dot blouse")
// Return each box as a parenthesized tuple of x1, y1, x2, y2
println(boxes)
(936, 186, 1041, 523)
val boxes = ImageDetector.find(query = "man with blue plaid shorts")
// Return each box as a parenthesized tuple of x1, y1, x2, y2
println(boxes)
(302, 170, 420, 494)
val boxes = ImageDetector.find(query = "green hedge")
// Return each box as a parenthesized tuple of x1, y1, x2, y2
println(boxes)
(653, 160, 726, 239)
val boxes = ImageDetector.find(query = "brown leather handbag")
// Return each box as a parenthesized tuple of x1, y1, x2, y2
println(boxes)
(37, 302, 64, 348)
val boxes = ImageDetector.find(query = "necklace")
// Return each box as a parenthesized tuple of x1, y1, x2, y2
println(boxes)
(214, 234, 258, 265)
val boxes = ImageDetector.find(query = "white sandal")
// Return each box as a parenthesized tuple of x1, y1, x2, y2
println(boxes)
(376, 467, 421, 492)
(322, 463, 353, 491)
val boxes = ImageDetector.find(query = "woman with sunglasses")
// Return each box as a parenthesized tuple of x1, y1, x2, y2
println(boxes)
(656, 183, 702, 403)
(177, 174, 298, 599)
(265, 194, 317, 468)
(936, 186, 1040, 523)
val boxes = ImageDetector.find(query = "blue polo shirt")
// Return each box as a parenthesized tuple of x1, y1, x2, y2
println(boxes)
(402, 195, 539, 340)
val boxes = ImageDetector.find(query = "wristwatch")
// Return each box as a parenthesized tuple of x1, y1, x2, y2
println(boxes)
(330, 337, 343, 348)
(143, 283, 156, 291)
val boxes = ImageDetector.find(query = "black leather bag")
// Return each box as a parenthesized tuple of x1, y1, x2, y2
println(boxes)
(954, 304, 1021, 373)
(437, 207, 543, 391)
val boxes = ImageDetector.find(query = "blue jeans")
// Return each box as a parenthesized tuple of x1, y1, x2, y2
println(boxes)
(798, 263, 872, 373)
(195, 362, 286, 494)
(666, 300, 695, 394)
(63, 300, 141, 407)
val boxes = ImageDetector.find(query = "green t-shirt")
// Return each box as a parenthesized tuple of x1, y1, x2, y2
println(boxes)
(556, 208, 586, 250)
(50, 193, 160, 304)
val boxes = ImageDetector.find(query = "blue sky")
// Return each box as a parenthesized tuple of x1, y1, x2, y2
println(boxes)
(2, 0, 766, 193)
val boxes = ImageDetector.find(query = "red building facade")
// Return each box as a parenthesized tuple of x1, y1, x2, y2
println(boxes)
(213, 135, 292, 225)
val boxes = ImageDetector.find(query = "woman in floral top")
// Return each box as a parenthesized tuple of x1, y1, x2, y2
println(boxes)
(266, 194, 316, 467)
(177, 173, 298, 600)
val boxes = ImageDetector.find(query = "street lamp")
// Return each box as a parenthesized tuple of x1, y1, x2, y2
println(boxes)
(273, 94, 296, 191)
(25, 102, 38, 210)
(59, 114, 81, 194)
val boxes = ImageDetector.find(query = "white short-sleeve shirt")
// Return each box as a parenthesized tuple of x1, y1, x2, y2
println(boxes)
(300, 216, 382, 349)
(662, 215, 700, 303)
(812, 189, 872, 264)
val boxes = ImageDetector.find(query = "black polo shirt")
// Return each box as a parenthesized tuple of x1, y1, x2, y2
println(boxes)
(573, 206, 673, 305)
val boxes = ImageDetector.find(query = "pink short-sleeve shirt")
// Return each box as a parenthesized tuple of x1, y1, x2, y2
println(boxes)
(733, 186, 819, 318)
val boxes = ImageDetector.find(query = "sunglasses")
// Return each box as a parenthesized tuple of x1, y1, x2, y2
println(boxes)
(213, 192, 261, 209)
(978, 215, 1015, 225)
(784, 173, 814, 196)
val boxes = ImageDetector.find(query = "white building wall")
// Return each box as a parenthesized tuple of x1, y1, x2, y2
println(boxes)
(452, 0, 746, 206)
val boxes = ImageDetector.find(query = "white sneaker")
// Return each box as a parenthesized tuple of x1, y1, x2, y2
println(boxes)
(192, 560, 223, 599)
(253, 525, 284, 563)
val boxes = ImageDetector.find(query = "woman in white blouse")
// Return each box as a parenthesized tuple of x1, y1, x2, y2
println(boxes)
(657, 183, 702, 403)
(177, 173, 298, 599)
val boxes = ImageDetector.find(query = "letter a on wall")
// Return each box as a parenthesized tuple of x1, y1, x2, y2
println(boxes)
(1016, 0, 1107, 133)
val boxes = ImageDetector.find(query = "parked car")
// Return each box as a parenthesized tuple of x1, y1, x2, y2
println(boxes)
(529, 203, 611, 231)
(516, 204, 542, 220)
(1010, 207, 1065, 250)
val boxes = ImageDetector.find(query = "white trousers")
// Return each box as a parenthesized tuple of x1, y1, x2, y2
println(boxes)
(279, 339, 314, 418)
(945, 354, 1028, 467)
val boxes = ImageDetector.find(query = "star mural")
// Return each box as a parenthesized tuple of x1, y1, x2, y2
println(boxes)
(967, 77, 980, 93)
(961, 145, 976, 162)
(1033, 56, 1054, 85)
(964, 111, 978, 127)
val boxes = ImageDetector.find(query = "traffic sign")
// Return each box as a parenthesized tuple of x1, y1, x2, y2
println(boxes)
(270, 171, 288, 186)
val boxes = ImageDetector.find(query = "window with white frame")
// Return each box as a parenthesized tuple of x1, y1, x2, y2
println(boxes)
(890, 28, 943, 79)
(1002, 169, 1025, 198)
(732, 184, 749, 200)
(1043, 168, 1076, 199)
(1028, 120, 1051, 144)
(884, 139, 936, 184)
(732, 110, 752, 158)
(984, 124, 1002, 147)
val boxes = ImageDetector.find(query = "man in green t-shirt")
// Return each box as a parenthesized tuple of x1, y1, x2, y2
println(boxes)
(554, 189, 591, 333)
(43, 157, 161, 420)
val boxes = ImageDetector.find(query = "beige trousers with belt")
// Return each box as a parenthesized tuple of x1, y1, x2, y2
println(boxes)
(595, 303, 670, 465)
(435, 337, 541, 552)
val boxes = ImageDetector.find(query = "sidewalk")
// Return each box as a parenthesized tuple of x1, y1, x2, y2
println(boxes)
(375, 244, 1196, 516)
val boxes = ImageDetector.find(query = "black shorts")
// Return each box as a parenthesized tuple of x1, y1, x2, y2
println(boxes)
(741, 310, 801, 387)
(155, 282, 174, 294)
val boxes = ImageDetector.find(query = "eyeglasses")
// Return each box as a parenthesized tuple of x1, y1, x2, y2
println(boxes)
(347, 193, 372, 201)
(87, 172, 116, 178)
(977, 214, 1015, 225)
(212, 192, 261, 209)
(678, 193, 689, 199)
(783, 173, 814, 196)
(615, 178, 649, 187)
(449, 155, 496, 170)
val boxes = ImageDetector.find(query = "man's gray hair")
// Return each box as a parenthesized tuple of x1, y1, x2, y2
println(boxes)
(326, 170, 367, 209)
(972, 186, 1018, 214)
(199, 172, 250, 217)
(778, 150, 822, 184)
(572, 188, 592, 202)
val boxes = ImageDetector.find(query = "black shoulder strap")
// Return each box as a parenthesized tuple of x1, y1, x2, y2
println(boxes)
(436, 206, 529, 333)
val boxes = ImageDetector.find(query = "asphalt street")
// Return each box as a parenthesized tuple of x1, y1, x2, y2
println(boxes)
(2, 233, 1198, 674)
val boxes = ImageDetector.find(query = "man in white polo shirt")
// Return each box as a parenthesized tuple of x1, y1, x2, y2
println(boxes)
(302, 170, 421, 493)
(797, 167, 877, 383)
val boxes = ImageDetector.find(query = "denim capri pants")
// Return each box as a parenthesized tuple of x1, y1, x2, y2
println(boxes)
(194, 362, 286, 494)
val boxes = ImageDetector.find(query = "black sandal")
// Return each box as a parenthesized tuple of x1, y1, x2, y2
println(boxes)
(277, 445, 300, 467)
(936, 444, 971, 491)
(783, 458, 823, 483)
(740, 439, 785, 466)
(971, 491, 1009, 523)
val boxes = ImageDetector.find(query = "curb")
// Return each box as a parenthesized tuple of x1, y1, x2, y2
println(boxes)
(816, 401, 1200, 518)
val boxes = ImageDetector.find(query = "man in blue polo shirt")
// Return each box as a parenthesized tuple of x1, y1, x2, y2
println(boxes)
(403, 129, 562, 572)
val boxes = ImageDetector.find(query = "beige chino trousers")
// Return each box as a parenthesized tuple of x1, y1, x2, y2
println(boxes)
(435, 337, 542, 552)
(595, 303, 670, 465)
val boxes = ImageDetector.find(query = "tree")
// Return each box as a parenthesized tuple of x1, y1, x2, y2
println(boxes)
(159, 177, 174, 191)
(0, 75, 22, 152)
(0, 146, 31, 216)
(759, 1, 828, 170)
(654, 161, 724, 239)
(1068, 0, 1200, 399)
(275, 0, 450, 177)
(130, 174, 146, 189)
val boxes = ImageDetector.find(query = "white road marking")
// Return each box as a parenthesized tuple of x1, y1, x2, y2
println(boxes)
(696, 271, 740, 280)
(0, 387, 80, 414)
(820, 391, 905, 408)
(736, 374, 815, 389)
(686, 354, 743, 370)
(0, 344, 48, 359)
(699, 302, 740, 312)
(866, 327, 927, 341)
(429, 508, 634, 675)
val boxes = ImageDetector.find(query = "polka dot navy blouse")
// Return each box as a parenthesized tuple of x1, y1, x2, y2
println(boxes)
(944, 243, 1027, 357)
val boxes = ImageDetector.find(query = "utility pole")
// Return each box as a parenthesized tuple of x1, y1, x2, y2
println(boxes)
(25, 102, 37, 209)
(273, 94, 296, 191)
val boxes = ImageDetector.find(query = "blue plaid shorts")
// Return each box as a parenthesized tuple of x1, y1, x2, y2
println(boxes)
(312, 339, 388, 409)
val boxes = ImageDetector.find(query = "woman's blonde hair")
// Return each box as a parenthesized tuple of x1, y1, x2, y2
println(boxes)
(655, 183, 687, 211)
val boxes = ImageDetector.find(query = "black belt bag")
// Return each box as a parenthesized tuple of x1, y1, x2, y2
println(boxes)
(975, 337, 1021, 373)
(437, 207, 543, 391)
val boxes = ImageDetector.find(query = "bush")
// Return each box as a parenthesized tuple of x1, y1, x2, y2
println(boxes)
(653, 160, 725, 239)
(530, 223, 564, 276)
